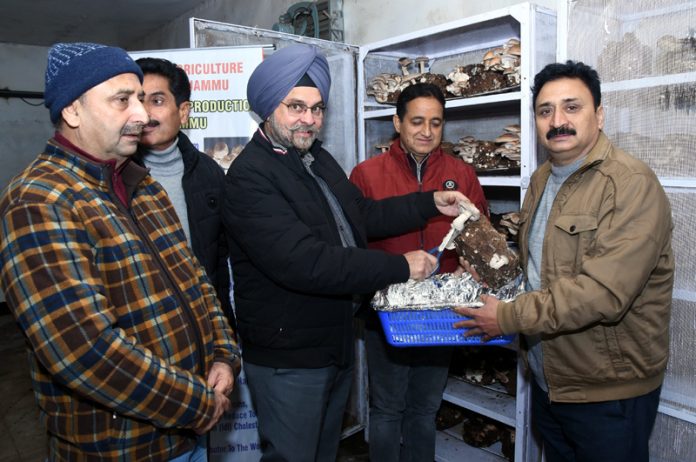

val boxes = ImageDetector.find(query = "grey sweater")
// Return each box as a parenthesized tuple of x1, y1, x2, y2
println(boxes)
(142, 138, 190, 244)
(526, 155, 585, 392)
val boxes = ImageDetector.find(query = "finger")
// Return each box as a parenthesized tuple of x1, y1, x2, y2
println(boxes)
(225, 378, 236, 396)
(452, 319, 476, 329)
(453, 306, 474, 316)
(463, 327, 482, 337)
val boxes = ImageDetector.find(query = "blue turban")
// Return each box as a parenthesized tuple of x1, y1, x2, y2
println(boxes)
(247, 44, 331, 120)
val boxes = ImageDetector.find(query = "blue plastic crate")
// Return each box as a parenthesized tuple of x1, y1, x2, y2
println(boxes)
(378, 309, 515, 347)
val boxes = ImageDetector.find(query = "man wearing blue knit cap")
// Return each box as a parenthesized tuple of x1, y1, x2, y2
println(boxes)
(0, 42, 240, 461)
(223, 43, 472, 461)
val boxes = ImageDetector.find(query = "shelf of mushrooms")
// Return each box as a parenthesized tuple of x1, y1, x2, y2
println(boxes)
(366, 55, 449, 104)
(377, 124, 521, 173)
(443, 124, 521, 173)
(366, 38, 521, 104)
(446, 38, 521, 98)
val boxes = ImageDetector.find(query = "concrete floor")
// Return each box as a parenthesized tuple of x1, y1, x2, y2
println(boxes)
(0, 314, 45, 462)
(0, 313, 368, 461)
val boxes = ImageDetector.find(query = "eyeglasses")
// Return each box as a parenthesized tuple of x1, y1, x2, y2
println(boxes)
(280, 101, 326, 118)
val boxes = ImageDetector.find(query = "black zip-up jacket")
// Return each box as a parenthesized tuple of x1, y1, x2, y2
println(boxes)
(137, 132, 233, 323)
(223, 127, 439, 368)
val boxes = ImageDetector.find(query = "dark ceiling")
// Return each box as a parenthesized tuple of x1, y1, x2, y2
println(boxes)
(0, 0, 211, 48)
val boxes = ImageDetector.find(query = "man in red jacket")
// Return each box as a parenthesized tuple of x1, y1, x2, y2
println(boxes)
(350, 83, 488, 462)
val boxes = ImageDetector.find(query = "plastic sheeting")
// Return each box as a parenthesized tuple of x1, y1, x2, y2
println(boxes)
(563, 1, 696, 460)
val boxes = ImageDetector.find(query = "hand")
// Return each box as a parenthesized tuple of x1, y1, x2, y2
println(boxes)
(458, 257, 482, 283)
(403, 250, 437, 280)
(207, 361, 235, 397)
(194, 388, 231, 435)
(453, 294, 502, 339)
(452, 262, 465, 277)
(433, 191, 474, 217)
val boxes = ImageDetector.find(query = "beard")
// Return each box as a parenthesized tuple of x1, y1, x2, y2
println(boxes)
(266, 113, 318, 152)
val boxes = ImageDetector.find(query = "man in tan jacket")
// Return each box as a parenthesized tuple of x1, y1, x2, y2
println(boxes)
(455, 61, 673, 462)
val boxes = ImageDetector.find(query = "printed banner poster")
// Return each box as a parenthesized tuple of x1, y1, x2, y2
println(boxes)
(130, 46, 263, 173)
(130, 46, 264, 461)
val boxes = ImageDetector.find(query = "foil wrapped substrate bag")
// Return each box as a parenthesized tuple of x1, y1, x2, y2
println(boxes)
(372, 273, 525, 312)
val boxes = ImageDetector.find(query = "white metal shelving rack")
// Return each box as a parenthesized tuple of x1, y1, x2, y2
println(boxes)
(357, 3, 557, 461)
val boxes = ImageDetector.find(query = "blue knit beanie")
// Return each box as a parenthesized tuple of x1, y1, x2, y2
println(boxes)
(44, 42, 144, 123)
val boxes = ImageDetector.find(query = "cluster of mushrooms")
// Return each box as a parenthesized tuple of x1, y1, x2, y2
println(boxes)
(206, 142, 243, 172)
(366, 38, 521, 104)
(445, 346, 517, 458)
(495, 212, 521, 240)
(366, 55, 448, 104)
(374, 124, 522, 173)
(462, 414, 515, 459)
(444, 124, 521, 172)
(436, 403, 515, 460)
(447, 38, 521, 97)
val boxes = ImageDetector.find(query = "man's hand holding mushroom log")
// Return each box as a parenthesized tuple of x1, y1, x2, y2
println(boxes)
(453, 295, 503, 339)
(433, 191, 473, 217)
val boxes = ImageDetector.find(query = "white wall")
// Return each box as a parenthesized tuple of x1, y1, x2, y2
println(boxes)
(0, 43, 53, 192)
(343, 0, 558, 45)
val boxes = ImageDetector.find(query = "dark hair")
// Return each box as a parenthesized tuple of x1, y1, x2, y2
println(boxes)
(136, 57, 191, 106)
(395, 83, 446, 120)
(532, 60, 601, 109)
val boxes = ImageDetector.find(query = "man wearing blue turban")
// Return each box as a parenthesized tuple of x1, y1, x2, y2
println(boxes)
(223, 43, 472, 461)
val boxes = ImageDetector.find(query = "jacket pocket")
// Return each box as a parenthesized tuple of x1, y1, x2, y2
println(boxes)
(550, 214, 598, 274)
(554, 214, 597, 235)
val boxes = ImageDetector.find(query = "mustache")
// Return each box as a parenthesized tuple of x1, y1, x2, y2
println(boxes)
(121, 124, 145, 136)
(546, 126, 577, 140)
(146, 119, 160, 128)
(290, 124, 316, 134)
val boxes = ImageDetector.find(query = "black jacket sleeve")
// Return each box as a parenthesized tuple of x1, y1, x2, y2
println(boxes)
(223, 142, 437, 296)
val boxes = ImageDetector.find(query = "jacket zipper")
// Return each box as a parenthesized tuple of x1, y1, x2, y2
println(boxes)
(109, 168, 208, 376)
(413, 154, 426, 249)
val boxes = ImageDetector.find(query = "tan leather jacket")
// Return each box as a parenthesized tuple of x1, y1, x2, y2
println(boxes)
(498, 132, 674, 403)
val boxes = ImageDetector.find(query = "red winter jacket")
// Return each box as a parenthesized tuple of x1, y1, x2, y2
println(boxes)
(350, 140, 488, 273)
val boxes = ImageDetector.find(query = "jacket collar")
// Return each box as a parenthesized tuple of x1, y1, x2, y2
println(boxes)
(134, 131, 200, 174)
(49, 135, 149, 206)
(535, 131, 611, 183)
(175, 131, 201, 172)
(581, 131, 611, 168)
(257, 125, 289, 155)
(388, 138, 444, 161)
(388, 138, 445, 177)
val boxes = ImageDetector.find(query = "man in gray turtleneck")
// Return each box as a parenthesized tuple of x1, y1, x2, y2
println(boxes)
(136, 57, 234, 324)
